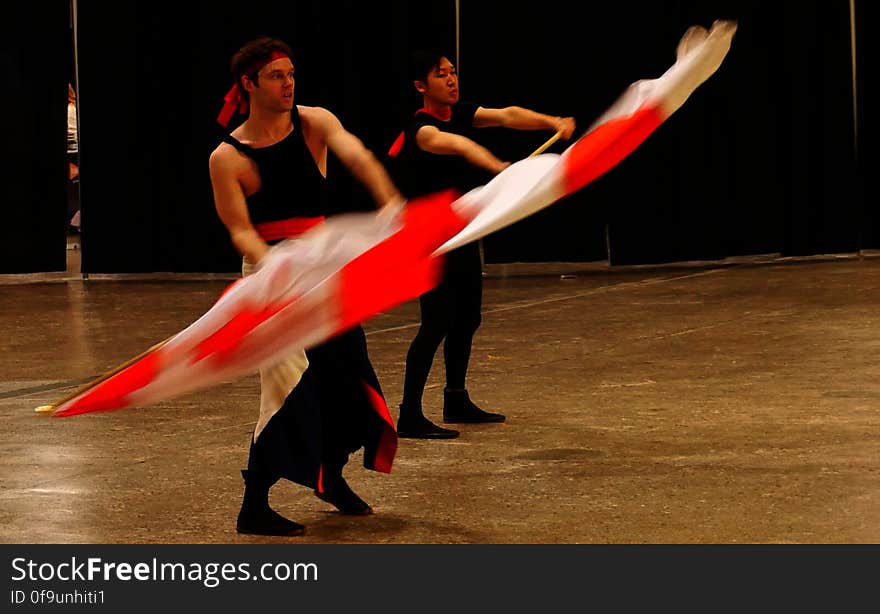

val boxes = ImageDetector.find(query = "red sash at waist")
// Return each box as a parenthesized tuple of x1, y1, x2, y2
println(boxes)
(255, 216, 325, 241)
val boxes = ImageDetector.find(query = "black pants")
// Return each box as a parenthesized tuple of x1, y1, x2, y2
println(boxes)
(401, 242, 483, 408)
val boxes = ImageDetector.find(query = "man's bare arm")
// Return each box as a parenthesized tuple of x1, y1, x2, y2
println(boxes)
(317, 108, 404, 210)
(209, 146, 270, 264)
(415, 125, 510, 174)
(474, 106, 576, 140)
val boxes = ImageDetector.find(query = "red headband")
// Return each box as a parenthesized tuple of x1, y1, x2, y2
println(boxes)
(217, 51, 290, 127)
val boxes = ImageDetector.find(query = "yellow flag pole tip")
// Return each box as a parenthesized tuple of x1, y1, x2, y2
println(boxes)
(34, 405, 56, 414)
(529, 131, 563, 158)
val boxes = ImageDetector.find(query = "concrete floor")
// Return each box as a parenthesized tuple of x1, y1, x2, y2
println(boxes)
(1, 253, 879, 543)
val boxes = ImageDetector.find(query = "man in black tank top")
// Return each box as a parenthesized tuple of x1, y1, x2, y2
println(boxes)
(387, 48, 577, 438)
(209, 37, 405, 536)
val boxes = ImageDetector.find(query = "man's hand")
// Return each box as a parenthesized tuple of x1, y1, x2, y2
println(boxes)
(553, 117, 576, 140)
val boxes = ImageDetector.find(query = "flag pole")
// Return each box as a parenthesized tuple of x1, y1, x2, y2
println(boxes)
(529, 130, 563, 157)
(34, 335, 174, 415)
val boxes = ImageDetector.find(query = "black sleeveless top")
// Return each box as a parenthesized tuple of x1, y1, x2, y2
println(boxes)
(388, 102, 490, 198)
(222, 105, 328, 236)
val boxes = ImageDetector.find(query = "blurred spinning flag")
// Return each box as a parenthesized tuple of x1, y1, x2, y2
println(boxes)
(46, 20, 736, 418)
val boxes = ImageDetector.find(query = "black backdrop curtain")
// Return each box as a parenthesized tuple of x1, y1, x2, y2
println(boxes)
(0, 3, 70, 273)
(3, 1, 871, 274)
(855, 0, 874, 250)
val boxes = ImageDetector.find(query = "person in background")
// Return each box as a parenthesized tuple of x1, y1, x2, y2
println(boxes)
(388, 48, 576, 439)
(67, 83, 80, 233)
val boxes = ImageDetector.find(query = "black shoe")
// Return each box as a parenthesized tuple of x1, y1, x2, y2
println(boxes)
(315, 476, 373, 515)
(397, 412, 460, 439)
(442, 388, 506, 424)
(236, 505, 305, 536)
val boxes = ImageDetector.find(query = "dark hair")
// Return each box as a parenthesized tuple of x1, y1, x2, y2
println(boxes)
(409, 48, 454, 83)
(230, 36, 294, 96)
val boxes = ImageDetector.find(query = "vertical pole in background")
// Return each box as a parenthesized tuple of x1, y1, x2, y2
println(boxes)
(72, 0, 80, 108)
(849, 0, 858, 158)
(455, 0, 461, 79)
(71, 0, 85, 277)
(849, 0, 861, 255)
(458, 0, 486, 272)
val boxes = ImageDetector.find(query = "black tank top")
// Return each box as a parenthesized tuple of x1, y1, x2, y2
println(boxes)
(388, 102, 490, 198)
(222, 105, 328, 228)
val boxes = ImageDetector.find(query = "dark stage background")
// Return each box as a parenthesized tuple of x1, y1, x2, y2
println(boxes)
(2, 0, 872, 274)
(0, 4, 70, 274)
(466, 0, 867, 265)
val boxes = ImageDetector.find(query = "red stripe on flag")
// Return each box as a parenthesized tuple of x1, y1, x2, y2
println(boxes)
(53, 351, 162, 417)
(340, 254, 445, 332)
(337, 189, 464, 331)
(362, 381, 397, 473)
(563, 106, 665, 196)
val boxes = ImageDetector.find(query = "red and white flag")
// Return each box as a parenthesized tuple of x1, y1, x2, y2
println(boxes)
(439, 20, 737, 253)
(47, 20, 736, 418)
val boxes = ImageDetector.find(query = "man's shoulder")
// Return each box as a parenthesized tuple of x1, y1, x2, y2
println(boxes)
(408, 111, 442, 137)
(453, 101, 479, 121)
(209, 140, 247, 174)
(298, 105, 334, 123)
(298, 105, 342, 139)
(209, 140, 235, 161)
